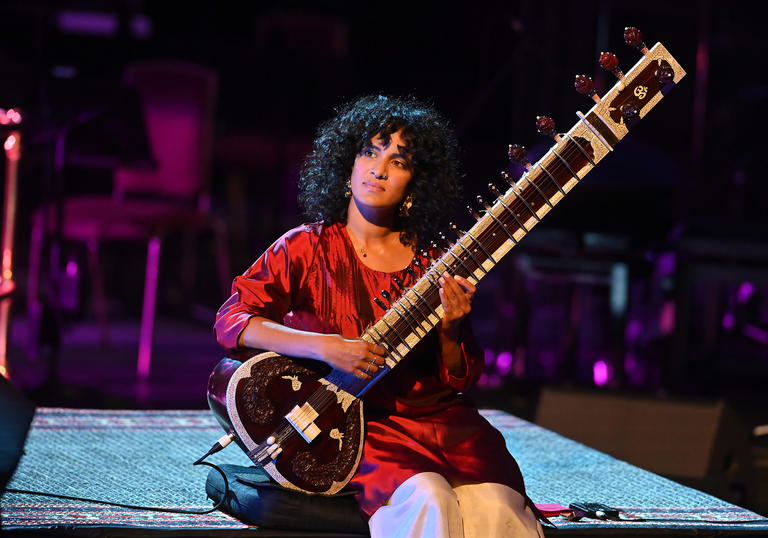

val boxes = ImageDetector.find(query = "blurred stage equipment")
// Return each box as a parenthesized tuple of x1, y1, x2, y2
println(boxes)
(506, 231, 630, 388)
(671, 237, 768, 391)
(536, 388, 751, 500)
(28, 62, 230, 380)
(0, 107, 22, 380)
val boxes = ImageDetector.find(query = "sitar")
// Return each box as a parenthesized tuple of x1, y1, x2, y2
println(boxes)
(206, 27, 685, 495)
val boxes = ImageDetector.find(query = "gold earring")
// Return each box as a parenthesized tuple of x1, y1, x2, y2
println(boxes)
(345, 179, 352, 198)
(399, 193, 413, 217)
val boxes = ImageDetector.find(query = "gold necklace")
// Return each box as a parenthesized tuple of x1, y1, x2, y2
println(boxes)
(347, 226, 370, 257)
(348, 227, 398, 259)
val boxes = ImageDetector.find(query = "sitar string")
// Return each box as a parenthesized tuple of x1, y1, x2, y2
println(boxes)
(266, 138, 592, 462)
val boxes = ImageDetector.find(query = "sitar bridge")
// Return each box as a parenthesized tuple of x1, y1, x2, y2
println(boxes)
(247, 435, 283, 465)
(285, 402, 321, 443)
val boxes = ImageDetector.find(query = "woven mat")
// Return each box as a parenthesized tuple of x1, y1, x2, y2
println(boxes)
(483, 409, 768, 531)
(2, 408, 767, 533)
(1, 408, 252, 530)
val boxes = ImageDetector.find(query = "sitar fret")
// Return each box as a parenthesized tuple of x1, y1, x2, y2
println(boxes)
(496, 192, 530, 231)
(401, 292, 436, 329)
(509, 183, 541, 224)
(454, 240, 488, 274)
(522, 174, 555, 209)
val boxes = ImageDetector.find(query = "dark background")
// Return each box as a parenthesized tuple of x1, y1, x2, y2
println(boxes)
(1, 0, 766, 516)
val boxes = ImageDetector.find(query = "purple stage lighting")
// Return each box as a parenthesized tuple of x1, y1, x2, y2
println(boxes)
(593, 360, 610, 386)
(737, 282, 755, 305)
(496, 351, 514, 376)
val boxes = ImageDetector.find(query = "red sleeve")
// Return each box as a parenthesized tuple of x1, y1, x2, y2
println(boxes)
(214, 225, 319, 350)
(437, 319, 484, 392)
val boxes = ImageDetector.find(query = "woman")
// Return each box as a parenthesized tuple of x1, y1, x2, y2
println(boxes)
(215, 95, 543, 537)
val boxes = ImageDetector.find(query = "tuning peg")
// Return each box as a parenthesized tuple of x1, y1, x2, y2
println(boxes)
(623, 27, 649, 55)
(467, 205, 481, 220)
(436, 235, 451, 253)
(405, 264, 417, 279)
(508, 144, 532, 170)
(599, 52, 626, 91)
(392, 276, 406, 291)
(574, 74, 601, 104)
(536, 116, 562, 143)
(656, 63, 675, 85)
(449, 222, 466, 237)
(500, 171, 515, 186)
(476, 195, 492, 211)
(620, 102, 639, 122)
(489, 182, 504, 198)
(374, 297, 388, 310)
(381, 290, 394, 304)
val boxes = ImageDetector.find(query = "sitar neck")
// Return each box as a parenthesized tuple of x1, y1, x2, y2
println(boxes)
(327, 37, 685, 397)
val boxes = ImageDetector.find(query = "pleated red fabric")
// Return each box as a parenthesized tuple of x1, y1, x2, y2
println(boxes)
(214, 222, 528, 517)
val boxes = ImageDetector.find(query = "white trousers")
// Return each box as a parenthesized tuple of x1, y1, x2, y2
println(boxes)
(368, 472, 543, 538)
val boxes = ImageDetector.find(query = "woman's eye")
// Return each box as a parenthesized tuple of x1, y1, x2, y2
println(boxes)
(364, 148, 376, 157)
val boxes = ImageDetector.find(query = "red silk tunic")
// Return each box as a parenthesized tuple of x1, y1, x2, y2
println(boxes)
(214, 222, 528, 517)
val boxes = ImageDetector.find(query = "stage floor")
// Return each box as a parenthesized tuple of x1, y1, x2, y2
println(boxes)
(2, 408, 767, 536)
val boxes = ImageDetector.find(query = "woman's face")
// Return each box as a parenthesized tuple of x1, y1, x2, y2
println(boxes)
(349, 129, 413, 213)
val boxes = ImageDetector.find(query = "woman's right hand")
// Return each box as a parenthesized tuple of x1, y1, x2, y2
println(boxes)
(315, 334, 388, 379)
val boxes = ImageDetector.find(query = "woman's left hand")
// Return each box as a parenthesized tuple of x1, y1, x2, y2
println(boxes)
(438, 273, 476, 339)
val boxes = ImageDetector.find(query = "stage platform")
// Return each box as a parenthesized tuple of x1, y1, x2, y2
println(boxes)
(2, 408, 767, 536)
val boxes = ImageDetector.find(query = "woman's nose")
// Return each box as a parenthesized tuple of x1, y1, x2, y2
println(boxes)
(371, 162, 388, 180)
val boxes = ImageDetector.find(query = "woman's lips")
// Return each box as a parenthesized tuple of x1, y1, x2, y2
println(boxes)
(362, 181, 385, 192)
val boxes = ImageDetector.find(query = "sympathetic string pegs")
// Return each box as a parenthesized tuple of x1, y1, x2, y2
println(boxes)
(467, 204, 481, 220)
(476, 195, 492, 211)
(430, 241, 445, 258)
(500, 171, 515, 186)
(449, 221, 466, 237)
(599, 51, 626, 91)
(623, 27, 649, 55)
(489, 182, 503, 198)
(536, 116, 562, 143)
(574, 75, 601, 104)
(380, 290, 394, 304)
(392, 276, 406, 291)
(374, 297, 388, 311)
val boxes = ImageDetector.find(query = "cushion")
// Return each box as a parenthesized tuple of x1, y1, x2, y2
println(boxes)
(206, 464, 369, 535)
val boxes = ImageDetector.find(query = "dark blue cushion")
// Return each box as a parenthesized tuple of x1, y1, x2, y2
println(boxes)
(0, 376, 35, 495)
(206, 464, 369, 535)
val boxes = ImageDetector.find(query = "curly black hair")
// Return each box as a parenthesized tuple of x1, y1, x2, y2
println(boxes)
(298, 95, 463, 249)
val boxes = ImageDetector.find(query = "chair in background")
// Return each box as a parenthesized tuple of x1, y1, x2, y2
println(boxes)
(28, 61, 230, 380)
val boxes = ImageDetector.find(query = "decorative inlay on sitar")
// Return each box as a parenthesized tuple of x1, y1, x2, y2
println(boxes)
(207, 27, 686, 495)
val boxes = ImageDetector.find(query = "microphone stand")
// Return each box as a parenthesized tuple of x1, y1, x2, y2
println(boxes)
(0, 107, 22, 380)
